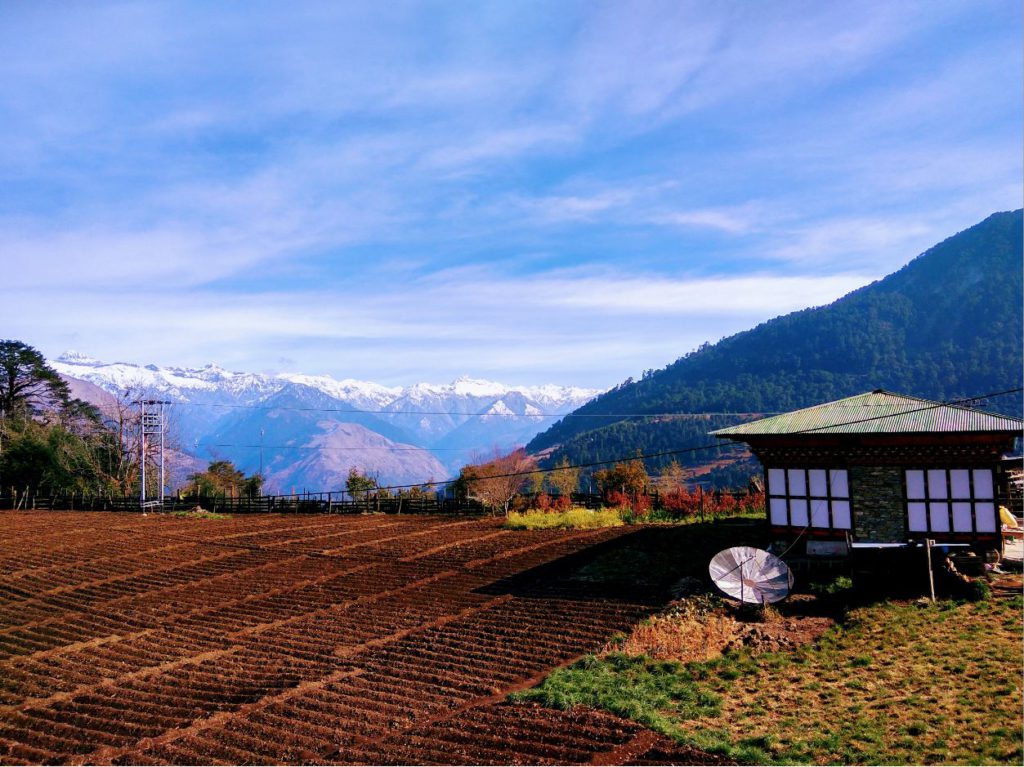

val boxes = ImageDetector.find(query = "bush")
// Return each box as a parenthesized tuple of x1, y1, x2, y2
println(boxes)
(632, 492, 652, 518)
(606, 490, 629, 509)
(965, 579, 991, 602)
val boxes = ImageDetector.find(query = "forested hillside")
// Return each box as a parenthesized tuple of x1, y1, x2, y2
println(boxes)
(529, 210, 1023, 484)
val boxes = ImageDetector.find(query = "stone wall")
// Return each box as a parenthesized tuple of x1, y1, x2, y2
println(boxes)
(850, 465, 905, 543)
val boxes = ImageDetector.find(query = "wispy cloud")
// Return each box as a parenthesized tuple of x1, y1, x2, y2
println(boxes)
(0, 1, 1019, 386)
(650, 204, 762, 235)
(421, 124, 577, 170)
(4, 267, 877, 386)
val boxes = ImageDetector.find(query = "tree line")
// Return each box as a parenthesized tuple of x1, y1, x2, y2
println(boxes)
(0, 338, 759, 511)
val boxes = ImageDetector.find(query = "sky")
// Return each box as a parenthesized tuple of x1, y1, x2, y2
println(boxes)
(1, 0, 1020, 388)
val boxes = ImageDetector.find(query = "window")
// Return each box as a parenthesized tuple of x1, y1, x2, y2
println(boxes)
(767, 468, 851, 530)
(905, 468, 997, 534)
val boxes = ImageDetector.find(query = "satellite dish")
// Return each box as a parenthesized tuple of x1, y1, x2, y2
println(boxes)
(709, 546, 794, 604)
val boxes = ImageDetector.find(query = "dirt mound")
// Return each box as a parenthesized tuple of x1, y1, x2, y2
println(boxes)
(611, 592, 836, 662)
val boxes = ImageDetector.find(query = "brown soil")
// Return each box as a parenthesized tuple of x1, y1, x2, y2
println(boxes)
(0, 511, 725, 765)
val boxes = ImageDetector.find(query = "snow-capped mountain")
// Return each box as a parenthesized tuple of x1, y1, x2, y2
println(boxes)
(52, 352, 600, 492)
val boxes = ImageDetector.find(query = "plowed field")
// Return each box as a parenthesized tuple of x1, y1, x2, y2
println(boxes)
(0, 512, 722, 765)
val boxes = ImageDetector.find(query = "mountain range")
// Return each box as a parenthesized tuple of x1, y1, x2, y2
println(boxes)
(52, 354, 600, 493)
(53, 209, 1022, 494)
(528, 209, 1024, 486)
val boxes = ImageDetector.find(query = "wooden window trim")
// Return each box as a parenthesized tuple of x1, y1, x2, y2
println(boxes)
(767, 467, 851, 531)
(903, 467, 996, 539)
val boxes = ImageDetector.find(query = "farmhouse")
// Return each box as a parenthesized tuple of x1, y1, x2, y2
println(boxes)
(711, 390, 1023, 555)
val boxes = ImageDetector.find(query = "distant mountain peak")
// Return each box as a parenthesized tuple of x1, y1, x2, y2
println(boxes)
(56, 350, 102, 366)
(49, 353, 602, 488)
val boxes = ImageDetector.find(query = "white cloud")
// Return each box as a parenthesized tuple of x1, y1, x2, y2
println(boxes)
(769, 216, 935, 267)
(423, 269, 875, 317)
(10, 268, 877, 388)
(421, 124, 577, 170)
(651, 205, 761, 234)
(0, 1, 1018, 388)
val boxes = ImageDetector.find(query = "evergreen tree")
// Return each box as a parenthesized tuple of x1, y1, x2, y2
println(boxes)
(0, 340, 69, 416)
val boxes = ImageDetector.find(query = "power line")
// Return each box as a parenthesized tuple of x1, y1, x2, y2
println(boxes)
(208, 443, 468, 452)
(202, 388, 1023, 459)
(175, 401, 783, 419)
(332, 385, 1024, 495)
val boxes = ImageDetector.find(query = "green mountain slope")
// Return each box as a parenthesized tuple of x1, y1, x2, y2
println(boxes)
(529, 210, 1023, 483)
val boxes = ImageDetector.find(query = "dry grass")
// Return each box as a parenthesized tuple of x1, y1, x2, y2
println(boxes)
(611, 597, 740, 663)
(692, 594, 1023, 764)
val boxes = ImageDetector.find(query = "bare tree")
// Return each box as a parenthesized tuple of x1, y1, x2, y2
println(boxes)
(100, 385, 144, 495)
(464, 447, 537, 516)
(93, 384, 182, 496)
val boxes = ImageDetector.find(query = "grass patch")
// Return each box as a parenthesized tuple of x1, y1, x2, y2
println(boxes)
(504, 507, 624, 530)
(514, 595, 1023, 765)
(506, 505, 765, 531)
(170, 509, 230, 520)
(809, 574, 854, 596)
(510, 653, 723, 730)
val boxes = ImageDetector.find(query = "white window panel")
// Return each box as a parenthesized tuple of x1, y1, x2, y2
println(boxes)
(972, 470, 994, 499)
(808, 469, 828, 497)
(908, 502, 928, 532)
(831, 500, 851, 529)
(772, 467, 849, 530)
(829, 469, 849, 498)
(789, 498, 809, 526)
(809, 498, 830, 528)
(951, 502, 973, 532)
(787, 469, 806, 497)
(975, 503, 996, 532)
(928, 502, 950, 532)
(905, 470, 925, 500)
(927, 470, 948, 499)
(949, 469, 971, 499)
(769, 497, 788, 525)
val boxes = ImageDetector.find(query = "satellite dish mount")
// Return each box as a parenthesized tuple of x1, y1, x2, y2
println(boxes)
(709, 546, 794, 605)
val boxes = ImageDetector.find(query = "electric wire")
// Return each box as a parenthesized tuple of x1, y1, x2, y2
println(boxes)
(175, 400, 783, 419)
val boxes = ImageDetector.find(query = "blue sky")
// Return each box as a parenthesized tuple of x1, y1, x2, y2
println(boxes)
(1, 1, 1020, 387)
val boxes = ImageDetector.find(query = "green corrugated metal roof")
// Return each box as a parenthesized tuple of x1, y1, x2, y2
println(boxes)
(710, 390, 1023, 438)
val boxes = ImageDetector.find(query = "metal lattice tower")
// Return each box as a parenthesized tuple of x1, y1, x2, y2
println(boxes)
(140, 400, 170, 509)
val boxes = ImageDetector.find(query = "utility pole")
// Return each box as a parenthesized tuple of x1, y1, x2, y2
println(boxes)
(140, 401, 146, 507)
(160, 405, 165, 504)
(259, 428, 265, 478)
(139, 400, 171, 509)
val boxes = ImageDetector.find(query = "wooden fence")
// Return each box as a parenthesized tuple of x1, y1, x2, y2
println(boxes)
(0, 488, 765, 517)
(0, 491, 487, 516)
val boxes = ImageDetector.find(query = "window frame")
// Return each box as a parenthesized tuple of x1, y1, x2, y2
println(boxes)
(766, 467, 852, 532)
(902, 467, 998, 538)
